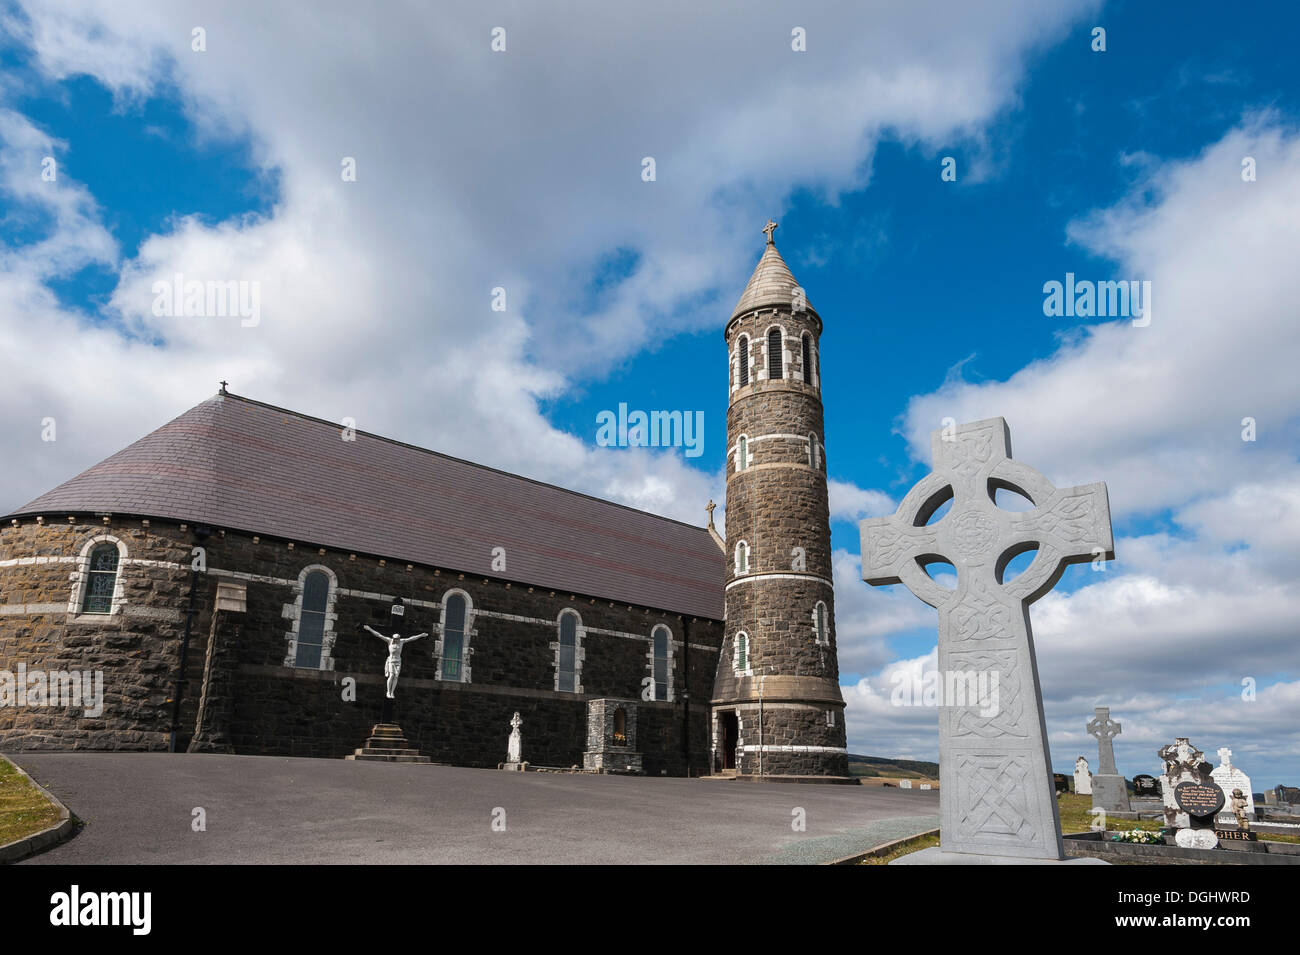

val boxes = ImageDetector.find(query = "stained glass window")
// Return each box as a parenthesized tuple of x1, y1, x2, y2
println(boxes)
(735, 632, 748, 672)
(81, 543, 120, 614)
(294, 570, 330, 668)
(442, 594, 466, 681)
(558, 611, 578, 692)
(652, 625, 669, 701)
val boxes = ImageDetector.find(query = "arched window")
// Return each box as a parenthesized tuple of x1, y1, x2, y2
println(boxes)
(734, 632, 749, 672)
(441, 593, 467, 681)
(295, 570, 331, 668)
(613, 707, 628, 746)
(738, 336, 750, 387)
(80, 542, 121, 614)
(814, 601, 829, 646)
(767, 328, 783, 379)
(652, 625, 670, 701)
(557, 610, 580, 692)
(736, 435, 749, 472)
(734, 541, 749, 574)
(809, 432, 820, 470)
(802, 333, 813, 384)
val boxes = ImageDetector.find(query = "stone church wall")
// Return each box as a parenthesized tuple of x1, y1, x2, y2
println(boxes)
(0, 517, 721, 775)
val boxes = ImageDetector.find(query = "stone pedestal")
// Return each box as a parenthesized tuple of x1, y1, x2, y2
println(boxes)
(1091, 774, 1131, 813)
(345, 723, 431, 763)
(891, 847, 1109, 866)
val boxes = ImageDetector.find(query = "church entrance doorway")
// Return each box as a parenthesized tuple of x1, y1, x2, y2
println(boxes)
(719, 711, 738, 770)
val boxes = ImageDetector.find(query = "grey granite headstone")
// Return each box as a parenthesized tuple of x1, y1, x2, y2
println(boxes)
(861, 417, 1114, 861)
(1087, 706, 1131, 813)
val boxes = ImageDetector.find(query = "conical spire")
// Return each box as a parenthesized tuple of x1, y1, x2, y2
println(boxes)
(730, 221, 814, 319)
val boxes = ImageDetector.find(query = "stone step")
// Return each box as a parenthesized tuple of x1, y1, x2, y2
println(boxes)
(345, 753, 432, 763)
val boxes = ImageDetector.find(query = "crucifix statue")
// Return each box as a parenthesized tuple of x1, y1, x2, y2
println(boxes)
(1086, 706, 1122, 775)
(761, 219, 778, 244)
(861, 417, 1113, 860)
(362, 625, 428, 699)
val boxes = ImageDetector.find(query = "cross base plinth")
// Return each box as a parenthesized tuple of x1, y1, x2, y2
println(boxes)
(890, 847, 1110, 865)
(345, 722, 433, 763)
(1091, 774, 1131, 813)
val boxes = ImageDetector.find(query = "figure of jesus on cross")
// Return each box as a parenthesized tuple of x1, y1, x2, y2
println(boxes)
(860, 417, 1114, 861)
(362, 625, 428, 699)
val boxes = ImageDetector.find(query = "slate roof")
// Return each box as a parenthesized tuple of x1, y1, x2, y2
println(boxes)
(731, 240, 817, 320)
(7, 393, 725, 620)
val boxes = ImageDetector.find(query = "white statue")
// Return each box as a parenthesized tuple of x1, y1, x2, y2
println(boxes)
(507, 711, 523, 763)
(363, 625, 428, 699)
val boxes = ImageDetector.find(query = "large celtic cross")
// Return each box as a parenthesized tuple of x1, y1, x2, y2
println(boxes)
(861, 417, 1113, 860)
(1086, 706, 1122, 775)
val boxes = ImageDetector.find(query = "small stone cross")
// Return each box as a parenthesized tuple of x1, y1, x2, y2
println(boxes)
(860, 417, 1113, 859)
(1217, 747, 1232, 771)
(1087, 706, 1122, 775)
(706, 499, 716, 526)
(761, 219, 778, 244)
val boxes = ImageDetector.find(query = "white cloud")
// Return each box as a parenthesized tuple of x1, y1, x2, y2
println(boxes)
(0, 0, 1098, 523)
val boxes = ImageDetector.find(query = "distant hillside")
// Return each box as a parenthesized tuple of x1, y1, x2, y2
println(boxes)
(847, 754, 940, 779)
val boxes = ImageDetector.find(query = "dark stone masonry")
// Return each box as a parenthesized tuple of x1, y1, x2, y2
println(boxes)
(0, 517, 721, 775)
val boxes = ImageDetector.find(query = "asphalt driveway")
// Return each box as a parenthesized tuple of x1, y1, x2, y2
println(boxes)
(9, 753, 939, 864)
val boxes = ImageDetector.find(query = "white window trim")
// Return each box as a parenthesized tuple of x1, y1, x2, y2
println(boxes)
(283, 564, 340, 670)
(808, 432, 821, 470)
(733, 434, 750, 472)
(826, 709, 837, 727)
(68, 534, 128, 618)
(552, 609, 585, 694)
(732, 631, 752, 676)
(762, 324, 787, 381)
(734, 540, 750, 575)
(812, 600, 830, 646)
(736, 334, 751, 390)
(647, 624, 675, 703)
(434, 587, 476, 683)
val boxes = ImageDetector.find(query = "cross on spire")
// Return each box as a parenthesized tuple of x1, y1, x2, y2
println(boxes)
(761, 219, 778, 244)
(219, 380, 229, 395)
(705, 499, 716, 526)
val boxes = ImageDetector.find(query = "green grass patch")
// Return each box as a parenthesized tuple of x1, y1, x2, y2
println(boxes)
(0, 755, 62, 847)
(1057, 793, 1163, 835)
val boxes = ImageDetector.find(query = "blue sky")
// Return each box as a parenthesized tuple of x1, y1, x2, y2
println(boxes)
(1, 0, 1297, 785)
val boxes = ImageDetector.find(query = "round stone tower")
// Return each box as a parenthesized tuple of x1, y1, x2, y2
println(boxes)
(710, 221, 848, 778)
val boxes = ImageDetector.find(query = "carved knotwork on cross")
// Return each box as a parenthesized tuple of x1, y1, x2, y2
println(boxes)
(1086, 706, 1122, 775)
(860, 417, 1114, 860)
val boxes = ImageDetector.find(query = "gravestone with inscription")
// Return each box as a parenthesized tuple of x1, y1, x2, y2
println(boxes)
(1087, 706, 1131, 813)
(1210, 748, 1254, 824)
(862, 417, 1113, 863)
(1159, 738, 1222, 848)
(1132, 774, 1159, 796)
(1074, 756, 1092, 795)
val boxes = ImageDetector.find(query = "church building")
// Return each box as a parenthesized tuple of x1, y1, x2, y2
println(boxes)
(0, 225, 848, 778)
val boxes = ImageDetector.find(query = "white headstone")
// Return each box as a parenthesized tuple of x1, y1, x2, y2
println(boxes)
(1074, 756, 1092, 795)
(899, 779, 912, 789)
(1210, 747, 1254, 822)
